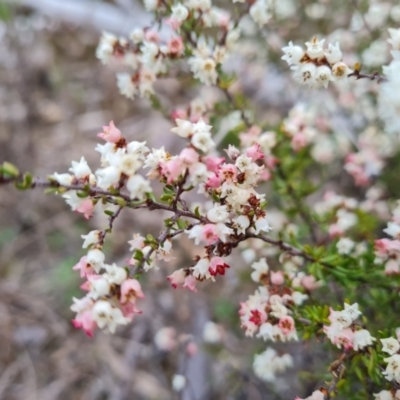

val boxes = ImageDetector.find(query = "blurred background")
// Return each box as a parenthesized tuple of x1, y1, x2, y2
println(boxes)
(0, 0, 398, 399)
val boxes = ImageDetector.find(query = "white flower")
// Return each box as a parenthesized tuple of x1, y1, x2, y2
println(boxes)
(89, 276, 111, 299)
(171, 4, 189, 22)
(171, 119, 193, 138)
(96, 32, 117, 64)
(373, 391, 394, 400)
(336, 237, 355, 255)
(129, 28, 144, 44)
(353, 329, 376, 351)
(281, 41, 304, 65)
(96, 165, 121, 188)
(253, 347, 293, 382)
(87, 248, 105, 273)
(294, 63, 317, 87)
(381, 338, 400, 355)
(305, 37, 325, 59)
(251, 258, 269, 282)
(384, 222, 400, 238)
(215, 222, 233, 242)
(249, 0, 272, 28)
(207, 205, 230, 223)
(192, 258, 211, 280)
(343, 303, 362, 321)
(172, 375, 186, 392)
(126, 175, 152, 200)
(188, 57, 218, 86)
(191, 130, 215, 152)
(254, 216, 273, 234)
(116, 73, 136, 99)
(103, 263, 128, 285)
(383, 354, 400, 382)
(332, 61, 351, 79)
(52, 172, 73, 185)
(92, 300, 129, 333)
(69, 157, 91, 179)
(315, 65, 333, 88)
(325, 42, 342, 65)
(81, 230, 101, 248)
(233, 215, 250, 234)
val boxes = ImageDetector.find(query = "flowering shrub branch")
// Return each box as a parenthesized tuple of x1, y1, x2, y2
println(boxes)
(3, 0, 400, 398)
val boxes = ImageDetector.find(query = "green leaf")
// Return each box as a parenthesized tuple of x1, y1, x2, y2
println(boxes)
(1, 162, 19, 178)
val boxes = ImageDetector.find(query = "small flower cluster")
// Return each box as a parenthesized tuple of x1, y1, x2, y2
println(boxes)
(375, 201, 400, 275)
(314, 192, 359, 237)
(239, 257, 311, 340)
(252, 347, 293, 382)
(381, 337, 400, 383)
(71, 234, 144, 336)
(282, 37, 352, 88)
(323, 303, 376, 350)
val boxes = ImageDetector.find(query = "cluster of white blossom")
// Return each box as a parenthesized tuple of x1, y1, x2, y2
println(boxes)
(323, 303, 376, 350)
(252, 347, 293, 382)
(314, 192, 359, 237)
(381, 337, 400, 384)
(239, 257, 311, 340)
(282, 37, 352, 88)
(375, 200, 400, 275)
(379, 28, 400, 134)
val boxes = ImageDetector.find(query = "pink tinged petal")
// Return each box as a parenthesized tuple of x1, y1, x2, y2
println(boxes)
(73, 256, 95, 278)
(167, 269, 187, 288)
(205, 174, 222, 189)
(120, 279, 145, 303)
(76, 199, 95, 219)
(182, 275, 197, 292)
(270, 271, 285, 285)
(97, 120, 122, 143)
(180, 147, 199, 164)
(278, 316, 295, 335)
(245, 143, 264, 161)
(204, 156, 225, 173)
(72, 310, 96, 337)
(209, 257, 230, 276)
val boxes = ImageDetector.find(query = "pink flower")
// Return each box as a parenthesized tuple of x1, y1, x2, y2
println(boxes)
(270, 271, 285, 285)
(204, 156, 225, 173)
(291, 132, 307, 151)
(301, 275, 322, 291)
(97, 121, 122, 143)
(385, 259, 400, 275)
(245, 143, 264, 161)
(72, 310, 96, 337)
(182, 275, 197, 292)
(144, 30, 159, 43)
(167, 269, 187, 288)
(73, 256, 94, 278)
(219, 164, 237, 182)
(209, 257, 230, 276)
(168, 36, 184, 56)
(120, 279, 145, 304)
(202, 224, 219, 244)
(333, 328, 354, 350)
(180, 148, 199, 165)
(76, 199, 95, 219)
(165, 18, 181, 31)
(278, 316, 295, 335)
(171, 108, 187, 120)
(205, 173, 222, 189)
(160, 159, 184, 183)
(249, 309, 267, 326)
(120, 302, 141, 319)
